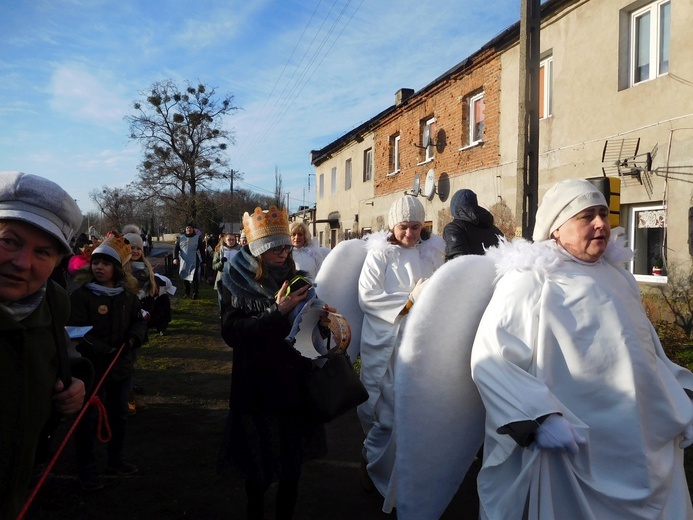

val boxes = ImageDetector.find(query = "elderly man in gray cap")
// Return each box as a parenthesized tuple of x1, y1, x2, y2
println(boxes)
(0, 171, 86, 520)
(469, 178, 693, 519)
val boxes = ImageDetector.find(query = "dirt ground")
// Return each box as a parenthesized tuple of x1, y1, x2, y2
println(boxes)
(23, 259, 480, 520)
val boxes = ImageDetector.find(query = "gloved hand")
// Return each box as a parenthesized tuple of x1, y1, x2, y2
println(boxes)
(409, 278, 428, 303)
(535, 414, 586, 456)
(680, 422, 693, 449)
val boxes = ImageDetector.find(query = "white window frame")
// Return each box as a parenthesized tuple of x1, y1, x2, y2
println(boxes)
(331, 167, 337, 195)
(539, 55, 553, 119)
(319, 173, 324, 199)
(630, 0, 670, 86)
(469, 92, 485, 145)
(423, 117, 436, 162)
(628, 203, 667, 283)
(345, 158, 352, 190)
(363, 148, 373, 181)
(389, 134, 400, 175)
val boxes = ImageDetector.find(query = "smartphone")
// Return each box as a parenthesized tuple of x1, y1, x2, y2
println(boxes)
(286, 275, 312, 296)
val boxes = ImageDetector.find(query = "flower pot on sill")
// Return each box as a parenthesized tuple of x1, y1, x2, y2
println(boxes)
(652, 267, 663, 276)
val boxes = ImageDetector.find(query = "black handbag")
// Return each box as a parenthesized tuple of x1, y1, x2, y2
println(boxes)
(305, 353, 369, 423)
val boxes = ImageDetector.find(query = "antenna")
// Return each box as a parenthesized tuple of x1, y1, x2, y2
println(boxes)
(601, 138, 654, 198)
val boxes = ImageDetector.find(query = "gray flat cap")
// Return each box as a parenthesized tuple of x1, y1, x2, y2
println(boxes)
(0, 171, 83, 254)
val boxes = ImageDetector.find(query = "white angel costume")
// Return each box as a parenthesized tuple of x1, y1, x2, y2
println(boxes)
(292, 237, 329, 281)
(472, 238, 693, 520)
(357, 230, 445, 510)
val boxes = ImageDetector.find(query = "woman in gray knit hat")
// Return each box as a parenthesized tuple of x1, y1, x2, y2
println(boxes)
(0, 171, 86, 520)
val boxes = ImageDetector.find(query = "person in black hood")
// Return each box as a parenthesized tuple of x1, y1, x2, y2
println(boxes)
(443, 189, 503, 261)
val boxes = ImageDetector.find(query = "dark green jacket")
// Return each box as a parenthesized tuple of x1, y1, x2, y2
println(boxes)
(0, 282, 69, 520)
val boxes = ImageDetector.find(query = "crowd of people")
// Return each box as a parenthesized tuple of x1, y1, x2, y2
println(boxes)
(3, 170, 693, 520)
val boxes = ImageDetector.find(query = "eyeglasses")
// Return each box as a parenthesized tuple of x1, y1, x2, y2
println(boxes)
(269, 245, 293, 254)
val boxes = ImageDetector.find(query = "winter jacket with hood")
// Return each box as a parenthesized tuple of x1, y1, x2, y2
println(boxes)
(443, 189, 503, 260)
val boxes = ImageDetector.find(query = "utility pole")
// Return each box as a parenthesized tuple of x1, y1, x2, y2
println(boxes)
(515, 0, 541, 238)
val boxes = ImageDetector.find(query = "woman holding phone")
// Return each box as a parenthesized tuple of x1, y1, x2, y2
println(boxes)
(217, 205, 324, 520)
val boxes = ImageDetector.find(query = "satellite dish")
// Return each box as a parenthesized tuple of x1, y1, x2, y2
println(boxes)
(423, 169, 436, 200)
(412, 174, 421, 196)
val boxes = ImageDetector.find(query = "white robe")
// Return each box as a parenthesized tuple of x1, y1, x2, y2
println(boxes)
(357, 231, 444, 511)
(292, 238, 329, 281)
(177, 234, 201, 282)
(471, 239, 693, 520)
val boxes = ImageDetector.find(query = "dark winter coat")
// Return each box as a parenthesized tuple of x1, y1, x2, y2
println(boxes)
(443, 193, 503, 260)
(68, 286, 147, 381)
(217, 247, 321, 483)
(0, 282, 69, 520)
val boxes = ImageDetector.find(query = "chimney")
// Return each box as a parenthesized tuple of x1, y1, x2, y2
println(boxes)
(395, 88, 414, 106)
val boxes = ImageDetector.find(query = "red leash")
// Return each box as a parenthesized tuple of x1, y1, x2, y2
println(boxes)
(16, 342, 127, 520)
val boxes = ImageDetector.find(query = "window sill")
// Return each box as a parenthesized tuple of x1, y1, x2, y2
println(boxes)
(459, 141, 483, 151)
(386, 170, 400, 177)
(634, 274, 668, 284)
(416, 158, 434, 166)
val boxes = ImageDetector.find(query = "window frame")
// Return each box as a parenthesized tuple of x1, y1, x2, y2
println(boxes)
(539, 55, 553, 119)
(319, 173, 324, 199)
(627, 203, 668, 283)
(389, 134, 401, 175)
(469, 92, 485, 146)
(345, 158, 352, 190)
(421, 117, 436, 162)
(363, 148, 373, 182)
(630, 0, 670, 86)
(330, 167, 337, 196)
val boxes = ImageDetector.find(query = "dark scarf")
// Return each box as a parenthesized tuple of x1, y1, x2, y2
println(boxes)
(221, 246, 295, 312)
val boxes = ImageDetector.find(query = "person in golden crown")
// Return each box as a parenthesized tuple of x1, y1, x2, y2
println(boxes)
(67, 233, 147, 491)
(217, 205, 326, 520)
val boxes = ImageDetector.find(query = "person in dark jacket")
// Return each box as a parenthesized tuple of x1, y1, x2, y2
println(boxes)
(218, 205, 325, 520)
(0, 171, 86, 520)
(68, 235, 147, 491)
(443, 189, 503, 261)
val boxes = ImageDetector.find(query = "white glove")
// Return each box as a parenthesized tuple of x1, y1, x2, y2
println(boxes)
(535, 414, 586, 456)
(680, 422, 693, 449)
(409, 278, 428, 303)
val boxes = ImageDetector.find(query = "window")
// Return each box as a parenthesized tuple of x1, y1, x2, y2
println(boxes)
(363, 148, 373, 181)
(319, 173, 324, 199)
(631, 0, 670, 85)
(421, 117, 436, 162)
(469, 93, 485, 145)
(539, 55, 553, 119)
(345, 159, 352, 190)
(331, 167, 337, 195)
(628, 204, 667, 279)
(389, 134, 400, 174)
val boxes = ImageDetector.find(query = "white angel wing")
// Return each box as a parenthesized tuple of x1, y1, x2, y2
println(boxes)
(392, 254, 495, 519)
(314, 239, 367, 361)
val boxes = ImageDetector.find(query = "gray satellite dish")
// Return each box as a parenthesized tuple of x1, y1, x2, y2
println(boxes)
(412, 174, 421, 196)
(423, 169, 436, 200)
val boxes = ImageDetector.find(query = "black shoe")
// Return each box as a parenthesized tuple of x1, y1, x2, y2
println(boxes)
(107, 460, 138, 476)
(79, 473, 104, 491)
(192, 293, 199, 300)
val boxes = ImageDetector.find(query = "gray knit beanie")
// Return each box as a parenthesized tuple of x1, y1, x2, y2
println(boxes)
(388, 195, 425, 229)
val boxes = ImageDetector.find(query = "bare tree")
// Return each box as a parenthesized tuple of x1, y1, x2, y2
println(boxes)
(658, 261, 693, 339)
(126, 80, 239, 222)
(90, 187, 139, 233)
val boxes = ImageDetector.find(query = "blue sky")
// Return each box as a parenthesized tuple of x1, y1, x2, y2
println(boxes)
(0, 0, 520, 214)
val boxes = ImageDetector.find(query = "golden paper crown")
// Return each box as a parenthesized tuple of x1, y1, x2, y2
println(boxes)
(92, 235, 132, 266)
(242, 205, 290, 243)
